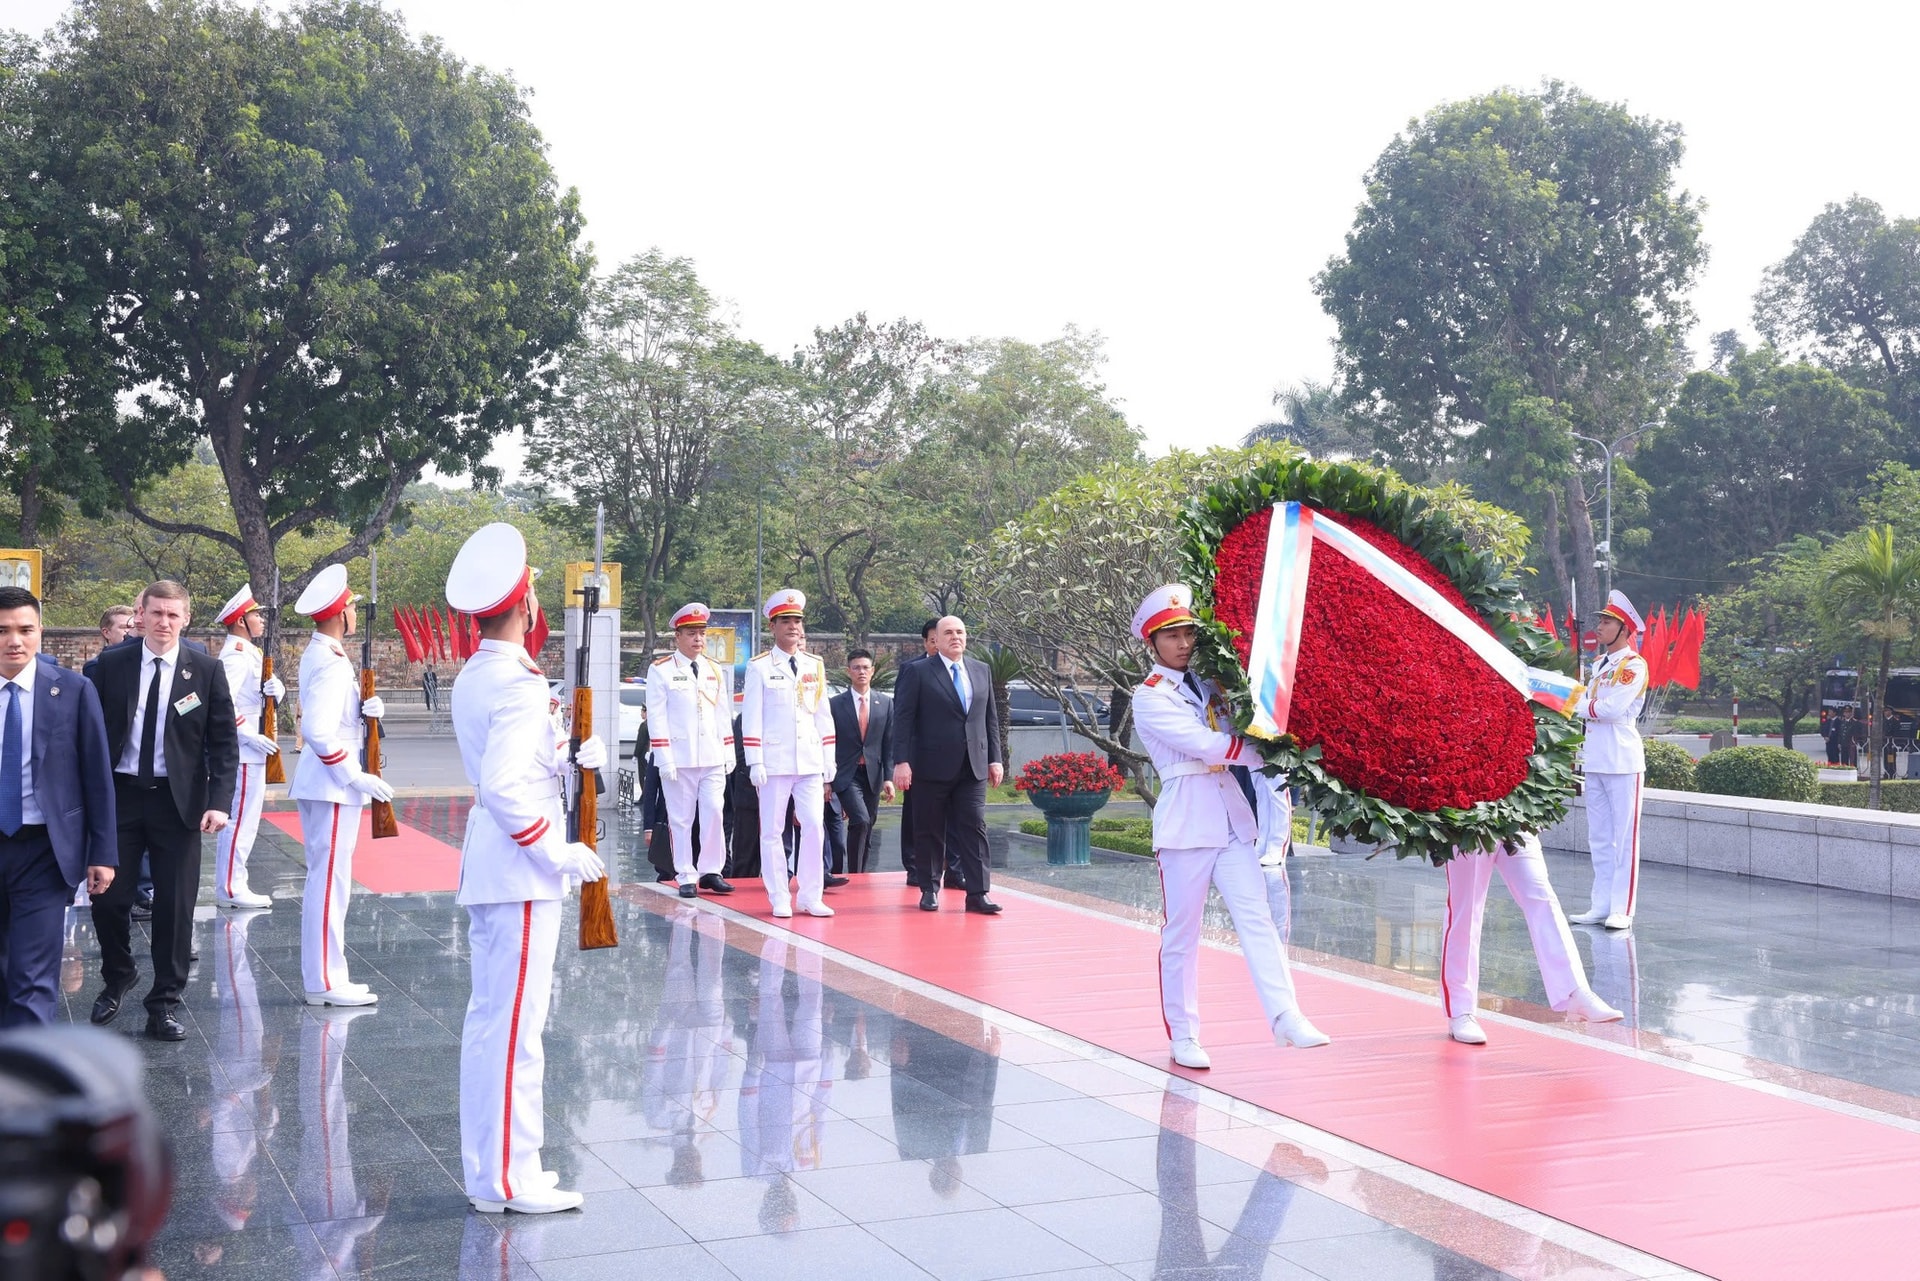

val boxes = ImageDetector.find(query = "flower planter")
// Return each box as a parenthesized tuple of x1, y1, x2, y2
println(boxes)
(1028, 789, 1112, 865)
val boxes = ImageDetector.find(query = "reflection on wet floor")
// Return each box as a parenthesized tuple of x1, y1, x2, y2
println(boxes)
(62, 797, 1919, 1278)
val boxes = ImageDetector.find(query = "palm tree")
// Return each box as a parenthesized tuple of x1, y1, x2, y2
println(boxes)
(980, 644, 1023, 770)
(1243, 378, 1373, 459)
(1824, 525, 1920, 808)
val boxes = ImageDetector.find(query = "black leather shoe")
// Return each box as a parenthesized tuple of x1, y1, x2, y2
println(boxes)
(131, 897, 154, 922)
(90, 988, 128, 1026)
(146, 1012, 187, 1041)
(965, 894, 1003, 915)
(656, 872, 677, 885)
(823, 873, 849, 889)
(678, 883, 698, 899)
(919, 888, 939, 912)
(698, 874, 734, 895)
(943, 875, 966, 890)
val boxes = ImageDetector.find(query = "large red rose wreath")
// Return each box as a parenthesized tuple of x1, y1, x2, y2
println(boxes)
(1179, 458, 1580, 864)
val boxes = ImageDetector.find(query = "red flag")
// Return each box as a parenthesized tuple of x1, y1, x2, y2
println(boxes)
(393, 608, 422, 664)
(463, 611, 479, 659)
(526, 601, 550, 659)
(1643, 608, 1671, 688)
(432, 608, 450, 663)
(1671, 607, 1705, 690)
(450, 611, 466, 660)
(1542, 609, 1562, 642)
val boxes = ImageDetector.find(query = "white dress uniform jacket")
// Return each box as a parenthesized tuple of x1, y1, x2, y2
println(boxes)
(1579, 648, 1649, 774)
(1132, 666, 1257, 849)
(451, 640, 574, 907)
(289, 634, 368, 806)
(219, 636, 269, 766)
(646, 651, 734, 769)
(741, 648, 836, 776)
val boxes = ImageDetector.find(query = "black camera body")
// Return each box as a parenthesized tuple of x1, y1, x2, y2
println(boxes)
(0, 1027, 171, 1281)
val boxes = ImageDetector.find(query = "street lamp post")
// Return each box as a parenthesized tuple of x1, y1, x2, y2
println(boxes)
(1571, 421, 1659, 601)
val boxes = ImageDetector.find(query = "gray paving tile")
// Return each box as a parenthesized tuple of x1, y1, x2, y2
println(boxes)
(1274, 1226, 1508, 1280)
(946, 1145, 1138, 1207)
(704, 1222, 934, 1280)
(496, 1187, 692, 1261)
(635, 1173, 849, 1242)
(793, 1159, 997, 1221)
(528, 1241, 739, 1281)
(866, 1205, 1103, 1280)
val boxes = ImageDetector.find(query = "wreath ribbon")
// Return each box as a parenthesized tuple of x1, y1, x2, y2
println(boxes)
(1246, 503, 1583, 740)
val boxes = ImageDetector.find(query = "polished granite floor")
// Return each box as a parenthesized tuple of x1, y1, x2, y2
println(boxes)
(53, 798, 1920, 1278)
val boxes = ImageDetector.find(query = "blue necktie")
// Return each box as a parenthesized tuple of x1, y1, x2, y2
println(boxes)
(950, 662, 967, 711)
(0, 683, 21, 836)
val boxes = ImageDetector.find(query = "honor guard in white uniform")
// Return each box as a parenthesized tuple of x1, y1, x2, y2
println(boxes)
(213, 585, 284, 909)
(1439, 833, 1623, 1043)
(741, 589, 837, 919)
(288, 564, 390, 1006)
(1574, 591, 1649, 931)
(1129, 586, 1328, 1070)
(447, 523, 608, 1215)
(647, 602, 737, 898)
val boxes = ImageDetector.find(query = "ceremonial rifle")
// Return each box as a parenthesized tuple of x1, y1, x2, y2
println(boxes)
(261, 568, 286, 785)
(572, 505, 618, 950)
(362, 549, 399, 839)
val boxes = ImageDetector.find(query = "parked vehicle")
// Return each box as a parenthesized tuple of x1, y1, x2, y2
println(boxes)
(1819, 668, 1858, 737)
(1004, 679, 1110, 728)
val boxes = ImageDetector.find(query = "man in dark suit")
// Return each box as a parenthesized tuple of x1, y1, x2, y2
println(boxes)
(829, 649, 894, 874)
(898, 619, 941, 885)
(893, 616, 1003, 914)
(0, 588, 117, 1025)
(87, 580, 239, 1040)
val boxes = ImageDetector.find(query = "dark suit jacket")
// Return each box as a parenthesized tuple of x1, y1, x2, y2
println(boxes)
(25, 662, 118, 884)
(829, 688, 894, 793)
(90, 641, 239, 826)
(893, 654, 1000, 782)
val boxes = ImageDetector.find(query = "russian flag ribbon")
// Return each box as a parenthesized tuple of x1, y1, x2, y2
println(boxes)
(1246, 503, 1583, 739)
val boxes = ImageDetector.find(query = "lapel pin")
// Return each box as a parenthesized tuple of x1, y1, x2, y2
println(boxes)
(50, 686, 60, 697)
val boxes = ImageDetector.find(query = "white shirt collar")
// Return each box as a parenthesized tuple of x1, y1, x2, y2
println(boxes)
(478, 638, 520, 656)
(1, 666, 32, 694)
(142, 643, 180, 667)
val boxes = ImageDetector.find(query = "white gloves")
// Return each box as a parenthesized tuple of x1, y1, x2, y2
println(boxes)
(658, 760, 678, 783)
(349, 772, 396, 803)
(572, 735, 607, 772)
(749, 763, 767, 788)
(724, 756, 736, 775)
(560, 841, 606, 882)
(360, 695, 386, 720)
(261, 675, 286, 700)
(242, 731, 280, 756)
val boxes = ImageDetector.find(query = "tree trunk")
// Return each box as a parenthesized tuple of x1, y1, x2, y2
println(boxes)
(16, 464, 41, 547)
(1105, 685, 1132, 771)
(1564, 472, 1601, 628)
(1540, 486, 1568, 616)
(992, 676, 1011, 768)
(1871, 641, 1891, 809)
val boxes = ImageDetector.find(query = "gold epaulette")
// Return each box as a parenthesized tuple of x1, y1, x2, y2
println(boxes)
(651, 655, 673, 666)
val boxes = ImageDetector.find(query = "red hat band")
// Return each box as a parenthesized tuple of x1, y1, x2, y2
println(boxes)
(474, 566, 534, 619)
(1140, 605, 1197, 638)
(310, 586, 355, 622)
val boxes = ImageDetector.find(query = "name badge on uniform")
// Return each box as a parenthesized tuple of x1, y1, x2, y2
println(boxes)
(173, 692, 202, 716)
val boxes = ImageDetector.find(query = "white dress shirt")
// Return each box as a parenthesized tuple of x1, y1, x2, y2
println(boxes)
(3, 669, 40, 825)
(116, 645, 180, 778)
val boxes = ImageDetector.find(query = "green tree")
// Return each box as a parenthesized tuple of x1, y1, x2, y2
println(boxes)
(38, 0, 589, 597)
(525, 250, 784, 655)
(1823, 525, 1920, 807)
(1701, 537, 1845, 751)
(1316, 81, 1703, 617)
(1633, 344, 1895, 594)
(1243, 378, 1373, 460)
(1755, 196, 1920, 437)
(963, 444, 1528, 801)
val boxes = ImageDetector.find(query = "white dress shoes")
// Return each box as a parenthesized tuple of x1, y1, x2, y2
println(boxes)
(1448, 1015, 1488, 1045)
(468, 1184, 583, 1215)
(304, 986, 378, 1007)
(1562, 988, 1625, 1022)
(769, 899, 793, 919)
(1603, 914, 1633, 931)
(1274, 1009, 1331, 1048)
(1568, 908, 1608, 925)
(216, 889, 273, 909)
(797, 900, 835, 918)
(1258, 848, 1284, 868)
(1171, 1038, 1212, 1069)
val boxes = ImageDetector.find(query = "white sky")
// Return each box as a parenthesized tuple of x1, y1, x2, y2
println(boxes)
(16, 0, 1920, 462)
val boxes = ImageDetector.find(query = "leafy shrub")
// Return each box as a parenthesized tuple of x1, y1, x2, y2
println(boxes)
(1816, 781, 1920, 814)
(1642, 740, 1698, 792)
(1694, 745, 1819, 803)
(1015, 752, 1127, 797)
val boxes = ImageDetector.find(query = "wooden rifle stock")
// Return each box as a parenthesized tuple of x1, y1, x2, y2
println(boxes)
(572, 681, 618, 949)
(362, 666, 399, 839)
(261, 653, 286, 784)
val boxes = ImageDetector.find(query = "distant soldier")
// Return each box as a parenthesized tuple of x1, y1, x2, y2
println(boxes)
(645, 602, 737, 898)
(1572, 591, 1649, 933)
(212, 584, 283, 909)
(741, 590, 836, 918)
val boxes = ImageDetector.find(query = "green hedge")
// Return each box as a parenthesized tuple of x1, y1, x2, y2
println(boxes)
(1816, 781, 1920, 813)
(1665, 716, 1789, 735)
(1642, 740, 1698, 792)
(1694, 745, 1820, 803)
(1017, 817, 1153, 855)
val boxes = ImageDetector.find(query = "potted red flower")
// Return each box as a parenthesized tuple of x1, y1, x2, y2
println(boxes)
(1015, 752, 1127, 865)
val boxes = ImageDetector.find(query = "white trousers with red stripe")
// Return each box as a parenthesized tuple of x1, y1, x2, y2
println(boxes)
(1157, 840, 1300, 1044)
(215, 761, 267, 900)
(298, 800, 363, 993)
(663, 764, 728, 881)
(1440, 838, 1591, 1018)
(757, 773, 825, 910)
(1584, 771, 1643, 917)
(460, 898, 560, 1204)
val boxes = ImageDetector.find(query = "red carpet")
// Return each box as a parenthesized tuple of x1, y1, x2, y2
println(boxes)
(263, 810, 462, 893)
(717, 875, 1920, 1280)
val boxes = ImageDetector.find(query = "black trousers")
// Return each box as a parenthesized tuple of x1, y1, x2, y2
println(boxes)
(907, 772, 990, 894)
(837, 775, 878, 874)
(0, 826, 74, 1027)
(97, 778, 198, 1016)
